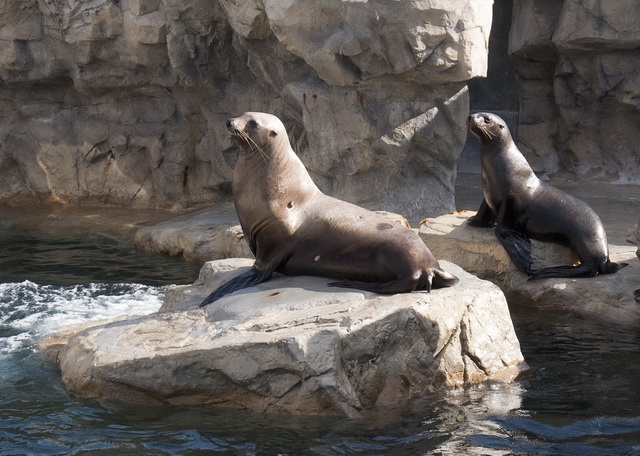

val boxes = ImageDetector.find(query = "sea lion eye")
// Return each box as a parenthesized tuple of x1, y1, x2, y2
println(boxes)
(247, 120, 258, 128)
(483, 116, 491, 124)
(269, 130, 277, 137)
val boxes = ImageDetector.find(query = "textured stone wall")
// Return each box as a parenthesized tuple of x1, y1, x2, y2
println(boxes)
(510, 0, 640, 181)
(0, 0, 493, 217)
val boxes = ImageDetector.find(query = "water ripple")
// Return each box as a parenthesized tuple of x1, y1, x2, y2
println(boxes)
(0, 281, 166, 354)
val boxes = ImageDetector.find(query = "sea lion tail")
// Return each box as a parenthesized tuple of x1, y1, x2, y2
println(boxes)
(200, 267, 273, 307)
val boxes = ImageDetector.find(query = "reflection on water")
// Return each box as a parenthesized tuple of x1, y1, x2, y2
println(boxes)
(0, 218, 200, 286)
(1, 211, 640, 454)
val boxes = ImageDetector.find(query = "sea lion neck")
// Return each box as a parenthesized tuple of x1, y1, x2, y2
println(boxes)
(479, 130, 512, 153)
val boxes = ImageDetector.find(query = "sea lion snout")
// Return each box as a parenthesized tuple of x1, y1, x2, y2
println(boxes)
(467, 113, 482, 135)
(467, 112, 488, 127)
(227, 117, 240, 133)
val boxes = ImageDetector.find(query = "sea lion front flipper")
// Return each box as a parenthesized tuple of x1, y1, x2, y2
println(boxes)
(199, 266, 274, 307)
(494, 225, 534, 275)
(431, 268, 459, 289)
(468, 199, 497, 227)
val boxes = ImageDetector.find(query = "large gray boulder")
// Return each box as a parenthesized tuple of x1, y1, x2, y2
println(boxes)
(0, 0, 492, 218)
(39, 259, 524, 417)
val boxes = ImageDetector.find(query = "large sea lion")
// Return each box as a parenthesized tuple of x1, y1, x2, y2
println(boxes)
(467, 111, 625, 279)
(200, 112, 458, 306)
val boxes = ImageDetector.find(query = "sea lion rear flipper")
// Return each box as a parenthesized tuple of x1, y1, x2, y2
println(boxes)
(199, 266, 273, 307)
(495, 226, 534, 275)
(431, 268, 459, 289)
(327, 267, 458, 294)
(528, 257, 627, 280)
(327, 275, 419, 294)
(527, 263, 597, 280)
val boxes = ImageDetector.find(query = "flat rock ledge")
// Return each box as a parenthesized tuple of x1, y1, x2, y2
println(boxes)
(420, 211, 640, 326)
(134, 206, 253, 263)
(39, 260, 524, 418)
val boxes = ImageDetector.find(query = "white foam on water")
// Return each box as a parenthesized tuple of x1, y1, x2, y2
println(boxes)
(0, 280, 168, 354)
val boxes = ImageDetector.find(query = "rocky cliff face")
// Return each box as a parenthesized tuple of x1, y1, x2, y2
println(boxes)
(510, 0, 640, 180)
(0, 0, 492, 217)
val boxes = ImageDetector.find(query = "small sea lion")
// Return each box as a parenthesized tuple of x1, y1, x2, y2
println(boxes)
(467, 111, 625, 279)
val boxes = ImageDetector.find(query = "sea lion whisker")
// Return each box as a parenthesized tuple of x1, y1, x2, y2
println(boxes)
(238, 130, 270, 163)
(482, 128, 495, 140)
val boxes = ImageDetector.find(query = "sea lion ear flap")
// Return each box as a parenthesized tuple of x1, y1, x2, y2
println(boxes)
(269, 130, 278, 137)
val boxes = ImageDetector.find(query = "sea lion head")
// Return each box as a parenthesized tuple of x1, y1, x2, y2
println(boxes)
(467, 112, 512, 145)
(226, 112, 288, 158)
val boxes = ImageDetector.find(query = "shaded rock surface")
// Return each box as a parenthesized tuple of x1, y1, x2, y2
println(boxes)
(509, 0, 640, 181)
(419, 211, 640, 326)
(39, 260, 524, 417)
(0, 0, 492, 218)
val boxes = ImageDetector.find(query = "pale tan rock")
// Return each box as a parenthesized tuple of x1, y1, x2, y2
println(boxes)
(161, 258, 254, 311)
(419, 211, 512, 281)
(40, 260, 524, 417)
(553, 0, 640, 50)
(263, 0, 492, 86)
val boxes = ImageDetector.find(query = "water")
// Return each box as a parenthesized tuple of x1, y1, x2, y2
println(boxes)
(2, 215, 640, 455)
